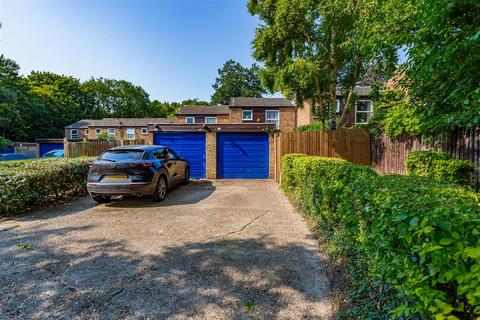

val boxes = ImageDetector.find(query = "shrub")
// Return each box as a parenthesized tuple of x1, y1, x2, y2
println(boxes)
(406, 151, 476, 186)
(0, 157, 95, 216)
(282, 155, 480, 319)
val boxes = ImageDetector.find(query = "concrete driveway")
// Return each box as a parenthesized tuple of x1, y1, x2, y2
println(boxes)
(0, 180, 335, 319)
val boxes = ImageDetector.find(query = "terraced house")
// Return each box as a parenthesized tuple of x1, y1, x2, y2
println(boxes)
(65, 91, 372, 180)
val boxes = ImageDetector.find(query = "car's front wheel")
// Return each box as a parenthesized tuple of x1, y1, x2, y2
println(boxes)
(92, 195, 111, 203)
(154, 176, 167, 202)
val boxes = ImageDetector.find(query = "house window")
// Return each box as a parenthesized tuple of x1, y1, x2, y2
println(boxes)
(70, 129, 79, 140)
(108, 128, 116, 136)
(205, 117, 217, 124)
(336, 99, 341, 113)
(141, 127, 148, 134)
(186, 117, 195, 124)
(265, 110, 280, 128)
(242, 110, 253, 121)
(355, 100, 373, 124)
(126, 128, 135, 140)
(85, 129, 89, 135)
(95, 128, 101, 135)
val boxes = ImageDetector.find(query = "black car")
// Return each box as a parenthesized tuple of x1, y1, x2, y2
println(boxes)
(87, 145, 190, 203)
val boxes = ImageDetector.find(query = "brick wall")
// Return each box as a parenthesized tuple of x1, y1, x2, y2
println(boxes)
(86, 127, 150, 141)
(205, 132, 217, 179)
(269, 134, 274, 179)
(296, 101, 313, 127)
(65, 128, 88, 141)
(175, 114, 230, 124)
(229, 108, 297, 132)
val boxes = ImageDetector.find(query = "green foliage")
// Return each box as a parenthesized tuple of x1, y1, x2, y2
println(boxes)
(403, 0, 480, 133)
(0, 157, 95, 216)
(294, 122, 327, 132)
(247, 0, 399, 129)
(211, 59, 266, 105)
(406, 151, 476, 186)
(281, 154, 480, 319)
(81, 77, 151, 118)
(0, 136, 13, 148)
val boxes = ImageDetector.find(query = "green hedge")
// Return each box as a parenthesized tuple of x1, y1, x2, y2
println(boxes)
(0, 157, 95, 216)
(406, 151, 476, 186)
(282, 154, 480, 319)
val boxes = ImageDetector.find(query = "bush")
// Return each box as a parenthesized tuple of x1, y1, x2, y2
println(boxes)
(281, 154, 480, 319)
(0, 157, 95, 216)
(406, 151, 476, 186)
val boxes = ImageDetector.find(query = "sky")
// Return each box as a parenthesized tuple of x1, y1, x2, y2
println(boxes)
(0, 0, 260, 102)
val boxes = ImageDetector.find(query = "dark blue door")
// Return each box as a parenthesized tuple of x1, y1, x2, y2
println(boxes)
(217, 133, 269, 179)
(154, 132, 206, 178)
(39, 143, 64, 156)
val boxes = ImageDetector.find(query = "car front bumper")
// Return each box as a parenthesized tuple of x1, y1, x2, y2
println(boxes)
(87, 182, 156, 197)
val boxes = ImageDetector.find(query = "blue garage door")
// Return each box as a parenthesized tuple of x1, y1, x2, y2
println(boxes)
(154, 132, 206, 178)
(217, 133, 269, 179)
(39, 143, 64, 156)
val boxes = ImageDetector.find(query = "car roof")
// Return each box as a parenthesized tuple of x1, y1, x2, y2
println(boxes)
(108, 145, 166, 152)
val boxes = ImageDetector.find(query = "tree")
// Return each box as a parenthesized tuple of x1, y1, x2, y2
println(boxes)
(402, 0, 480, 133)
(247, 0, 400, 129)
(81, 78, 151, 118)
(23, 72, 86, 138)
(211, 59, 266, 105)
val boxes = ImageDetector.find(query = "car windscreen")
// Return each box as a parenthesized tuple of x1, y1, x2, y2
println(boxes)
(98, 150, 145, 162)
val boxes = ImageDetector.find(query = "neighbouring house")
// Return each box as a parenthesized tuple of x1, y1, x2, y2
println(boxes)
(175, 105, 231, 124)
(175, 97, 296, 132)
(64, 118, 175, 141)
(296, 86, 373, 127)
(229, 97, 296, 131)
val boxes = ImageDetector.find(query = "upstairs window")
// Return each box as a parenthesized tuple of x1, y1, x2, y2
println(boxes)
(355, 100, 373, 124)
(336, 99, 341, 113)
(205, 117, 217, 124)
(265, 110, 280, 128)
(108, 128, 116, 136)
(242, 110, 253, 121)
(126, 128, 135, 140)
(70, 129, 79, 139)
(186, 116, 195, 124)
(95, 128, 101, 135)
(141, 127, 148, 134)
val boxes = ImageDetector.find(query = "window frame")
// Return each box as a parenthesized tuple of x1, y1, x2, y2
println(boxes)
(205, 117, 217, 124)
(107, 128, 116, 136)
(141, 127, 148, 135)
(336, 99, 341, 113)
(70, 129, 79, 139)
(355, 100, 373, 124)
(242, 110, 253, 121)
(185, 116, 195, 124)
(265, 110, 280, 128)
(126, 128, 135, 141)
(95, 128, 101, 135)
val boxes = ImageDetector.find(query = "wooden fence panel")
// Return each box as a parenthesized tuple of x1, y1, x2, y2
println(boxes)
(273, 128, 371, 182)
(371, 128, 480, 189)
(64, 140, 145, 158)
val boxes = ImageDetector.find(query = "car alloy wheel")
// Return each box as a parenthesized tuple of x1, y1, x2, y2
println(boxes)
(155, 176, 167, 202)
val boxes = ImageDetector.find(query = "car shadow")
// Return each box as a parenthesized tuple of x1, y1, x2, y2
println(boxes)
(104, 179, 216, 208)
(0, 224, 337, 319)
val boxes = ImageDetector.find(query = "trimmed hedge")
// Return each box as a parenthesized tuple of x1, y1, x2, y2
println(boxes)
(406, 151, 476, 186)
(282, 154, 480, 319)
(0, 157, 95, 216)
